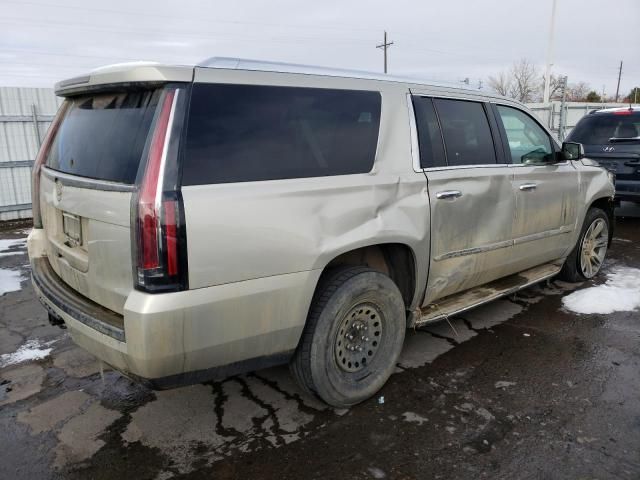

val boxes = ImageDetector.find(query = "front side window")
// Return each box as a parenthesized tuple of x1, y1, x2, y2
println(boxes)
(182, 84, 381, 185)
(496, 105, 553, 164)
(433, 98, 497, 166)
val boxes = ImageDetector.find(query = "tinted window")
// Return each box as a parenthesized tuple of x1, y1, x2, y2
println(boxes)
(46, 90, 160, 184)
(433, 99, 497, 166)
(496, 105, 553, 164)
(568, 113, 640, 144)
(412, 96, 446, 168)
(182, 84, 381, 185)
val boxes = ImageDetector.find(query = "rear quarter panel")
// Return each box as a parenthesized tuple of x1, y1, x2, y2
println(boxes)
(182, 70, 430, 310)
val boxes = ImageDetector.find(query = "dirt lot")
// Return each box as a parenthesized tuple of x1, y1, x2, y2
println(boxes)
(1, 204, 639, 480)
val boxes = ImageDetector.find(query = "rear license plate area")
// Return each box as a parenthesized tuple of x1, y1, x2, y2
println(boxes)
(62, 212, 83, 248)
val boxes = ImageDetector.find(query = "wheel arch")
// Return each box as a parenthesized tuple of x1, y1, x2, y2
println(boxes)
(316, 242, 419, 312)
(587, 196, 615, 245)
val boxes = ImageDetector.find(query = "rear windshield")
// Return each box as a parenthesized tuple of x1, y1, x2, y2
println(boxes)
(46, 89, 160, 184)
(182, 84, 381, 185)
(568, 113, 640, 144)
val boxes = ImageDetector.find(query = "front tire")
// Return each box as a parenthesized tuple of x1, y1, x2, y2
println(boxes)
(290, 266, 406, 407)
(559, 207, 610, 282)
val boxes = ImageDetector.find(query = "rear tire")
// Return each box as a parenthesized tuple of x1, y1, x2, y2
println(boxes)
(559, 207, 610, 282)
(290, 266, 406, 407)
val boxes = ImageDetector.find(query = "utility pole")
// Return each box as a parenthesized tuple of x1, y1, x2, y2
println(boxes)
(543, 0, 558, 104)
(615, 60, 623, 102)
(558, 76, 568, 141)
(376, 31, 394, 74)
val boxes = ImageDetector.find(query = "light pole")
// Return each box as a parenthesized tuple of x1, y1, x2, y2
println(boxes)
(542, 0, 558, 104)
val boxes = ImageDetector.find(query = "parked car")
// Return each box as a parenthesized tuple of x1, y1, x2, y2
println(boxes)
(566, 106, 640, 203)
(28, 58, 615, 407)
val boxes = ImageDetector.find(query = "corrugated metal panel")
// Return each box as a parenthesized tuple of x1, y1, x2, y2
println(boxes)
(0, 86, 62, 116)
(0, 87, 62, 221)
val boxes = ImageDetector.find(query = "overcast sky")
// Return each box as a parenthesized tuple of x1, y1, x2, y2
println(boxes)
(1, 0, 638, 97)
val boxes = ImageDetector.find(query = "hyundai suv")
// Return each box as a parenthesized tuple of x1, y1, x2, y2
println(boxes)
(567, 106, 640, 203)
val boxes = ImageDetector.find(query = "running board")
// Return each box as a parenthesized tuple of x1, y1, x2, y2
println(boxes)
(413, 262, 563, 326)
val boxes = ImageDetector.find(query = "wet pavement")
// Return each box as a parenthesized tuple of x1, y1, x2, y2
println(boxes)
(1, 204, 639, 480)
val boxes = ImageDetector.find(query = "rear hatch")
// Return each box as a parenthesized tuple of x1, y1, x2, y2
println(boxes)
(36, 85, 187, 314)
(567, 110, 640, 188)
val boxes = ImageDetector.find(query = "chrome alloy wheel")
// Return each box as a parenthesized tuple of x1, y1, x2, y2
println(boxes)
(580, 217, 608, 278)
(334, 303, 383, 373)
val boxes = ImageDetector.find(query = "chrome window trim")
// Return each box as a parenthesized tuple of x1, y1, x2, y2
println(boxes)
(42, 166, 136, 192)
(423, 164, 511, 172)
(507, 161, 570, 168)
(406, 93, 422, 173)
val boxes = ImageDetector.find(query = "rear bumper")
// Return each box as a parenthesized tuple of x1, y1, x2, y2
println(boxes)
(28, 229, 320, 387)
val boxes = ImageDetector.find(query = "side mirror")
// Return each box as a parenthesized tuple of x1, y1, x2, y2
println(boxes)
(562, 142, 584, 161)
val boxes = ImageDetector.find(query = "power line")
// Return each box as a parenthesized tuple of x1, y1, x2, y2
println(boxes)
(4, 0, 380, 33)
(376, 31, 394, 74)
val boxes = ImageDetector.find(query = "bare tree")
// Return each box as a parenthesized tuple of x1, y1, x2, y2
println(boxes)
(488, 71, 512, 97)
(509, 59, 539, 103)
(566, 82, 590, 101)
(545, 74, 567, 100)
(488, 58, 540, 102)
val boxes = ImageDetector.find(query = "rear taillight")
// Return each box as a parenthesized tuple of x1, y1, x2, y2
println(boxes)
(133, 87, 188, 292)
(31, 102, 69, 228)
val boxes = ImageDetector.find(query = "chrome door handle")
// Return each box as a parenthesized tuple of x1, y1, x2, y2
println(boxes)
(436, 190, 462, 199)
(519, 183, 537, 191)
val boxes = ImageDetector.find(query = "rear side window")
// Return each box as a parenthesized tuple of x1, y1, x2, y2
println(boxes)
(412, 96, 446, 168)
(182, 84, 381, 185)
(568, 113, 640, 144)
(433, 98, 497, 166)
(46, 90, 160, 184)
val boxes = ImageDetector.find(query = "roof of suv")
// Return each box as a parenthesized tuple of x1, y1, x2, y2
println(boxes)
(55, 56, 512, 103)
(590, 106, 639, 115)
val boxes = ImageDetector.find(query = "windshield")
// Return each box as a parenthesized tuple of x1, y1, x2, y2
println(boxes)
(568, 113, 640, 144)
(45, 89, 161, 184)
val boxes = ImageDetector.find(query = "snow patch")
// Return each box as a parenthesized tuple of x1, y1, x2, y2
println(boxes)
(0, 339, 57, 368)
(0, 238, 27, 257)
(401, 411, 429, 425)
(562, 267, 640, 315)
(0, 268, 23, 295)
(495, 381, 517, 389)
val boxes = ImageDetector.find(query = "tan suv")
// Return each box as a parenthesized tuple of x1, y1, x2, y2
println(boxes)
(28, 58, 615, 407)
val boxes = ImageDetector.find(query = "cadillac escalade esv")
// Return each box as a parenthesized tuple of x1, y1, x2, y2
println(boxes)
(28, 58, 615, 407)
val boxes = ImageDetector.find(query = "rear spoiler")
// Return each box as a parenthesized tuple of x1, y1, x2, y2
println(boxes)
(55, 63, 194, 97)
